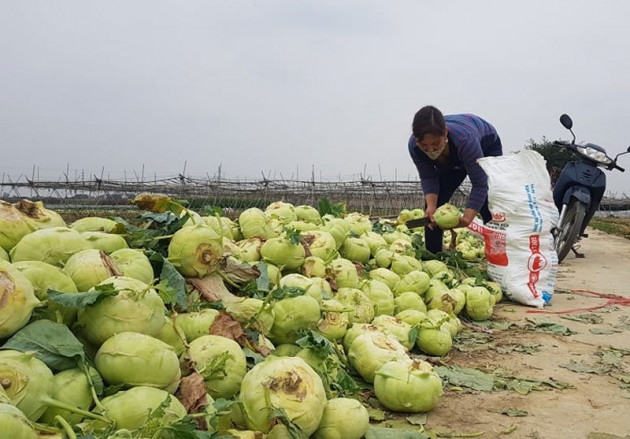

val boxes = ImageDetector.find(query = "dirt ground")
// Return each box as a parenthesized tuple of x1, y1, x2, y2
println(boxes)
(414, 228, 630, 439)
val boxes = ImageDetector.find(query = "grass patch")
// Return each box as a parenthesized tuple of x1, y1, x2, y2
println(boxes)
(590, 218, 630, 239)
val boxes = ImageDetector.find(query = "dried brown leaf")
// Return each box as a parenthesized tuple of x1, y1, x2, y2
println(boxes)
(180, 355, 197, 376)
(222, 259, 260, 284)
(132, 193, 174, 213)
(210, 311, 271, 357)
(210, 311, 245, 340)
(353, 262, 364, 277)
(13, 199, 45, 219)
(100, 251, 122, 277)
(187, 276, 226, 302)
(175, 372, 208, 414)
(300, 239, 312, 258)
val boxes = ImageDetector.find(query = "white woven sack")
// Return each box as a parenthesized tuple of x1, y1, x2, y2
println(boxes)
(470, 150, 559, 308)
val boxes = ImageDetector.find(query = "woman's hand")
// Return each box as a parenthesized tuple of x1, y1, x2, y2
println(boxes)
(424, 206, 437, 230)
(441, 208, 476, 230)
(454, 216, 471, 228)
(440, 209, 477, 230)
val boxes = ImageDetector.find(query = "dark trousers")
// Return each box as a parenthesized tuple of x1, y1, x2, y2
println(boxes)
(424, 135, 502, 254)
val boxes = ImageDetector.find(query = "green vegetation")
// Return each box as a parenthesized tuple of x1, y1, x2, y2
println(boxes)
(525, 136, 574, 184)
(589, 217, 630, 239)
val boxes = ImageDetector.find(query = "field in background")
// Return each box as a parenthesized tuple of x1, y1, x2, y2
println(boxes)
(590, 217, 630, 239)
(52, 204, 630, 243)
(4, 173, 629, 239)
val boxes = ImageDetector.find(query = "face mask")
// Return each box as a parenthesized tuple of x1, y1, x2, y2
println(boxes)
(423, 138, 448, 160)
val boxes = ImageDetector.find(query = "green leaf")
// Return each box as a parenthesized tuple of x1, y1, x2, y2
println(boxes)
(408, 325, 420, 344)
(211, 398, 237, 414)
(494, 343, 540, 355)
(142, 212, 182, 227)
(119, 211, 188, 255)
(47, 283, 118, 310)
(598, 348, 630, 367)
(589, 328, 621, 335)
(587, 433, 630, 439)
(198, 351, 231, 382)
(525, 318, 577, 336)
(2, 320, 85, 371)
(141, 210, 191, 233)
(87, 365, 104, 395)
(490, 408, 528, 417)
(559, 361, 612, 375)
(295, 331, 335, 356)
(270, 286, 307, 300)
(610, 372, 630, 384)
(268, 407, 309, 439)
(614, 315, 630, 331)
(103, 383, 126, 397)
(434, 365, 495, 391)
(365, 427, 429, 439)
(255, 262, 270, 292)
(406, 413, 428, 426)
(160, 416, 217, 439)
(368, 408, 386, 422)
(372, 221, 396, 234)
(159, 258, 188, 309)
(560, 313, 604, 324)
(411, 234, 434, 260)
(146, 394, 172, 423)
(243, 347, 265, 366)
(283, 227, 302, 245)
(331, 368, 362, 395)
(149, 252, 188, 309)
(239, 280, 263, 299)
(493, 370, 572, 394)
(317, 197, 345, 218)
(139, 395, 225, 439)
(202, 206, 225, 217)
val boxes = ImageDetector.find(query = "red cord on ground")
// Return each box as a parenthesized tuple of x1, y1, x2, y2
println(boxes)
(526, 289, 630, 314)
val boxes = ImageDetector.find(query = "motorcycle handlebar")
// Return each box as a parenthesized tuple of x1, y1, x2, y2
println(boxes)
(614, 163, 625, 172)
(553, 140, 571, 146)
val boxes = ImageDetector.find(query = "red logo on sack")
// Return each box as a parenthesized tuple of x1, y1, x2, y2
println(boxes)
(491, 212, 507, 223)
(467, 222, 508, 266)
(526, 235, 547, 298)
(528, 254, 546, 272)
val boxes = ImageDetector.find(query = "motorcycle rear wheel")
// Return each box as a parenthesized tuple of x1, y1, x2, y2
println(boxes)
(555, 199, 587, 263)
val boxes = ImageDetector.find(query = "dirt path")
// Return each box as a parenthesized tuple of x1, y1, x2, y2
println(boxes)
(417, 228, 630, 438)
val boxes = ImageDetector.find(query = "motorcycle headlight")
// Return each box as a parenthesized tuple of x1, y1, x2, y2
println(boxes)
(576, 146, 612, 165)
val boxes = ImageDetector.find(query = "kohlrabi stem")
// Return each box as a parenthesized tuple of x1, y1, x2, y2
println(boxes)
(188, 412, 209, 419)
(332, 343, 349, 368)
(245, 293, 274, 331)
(170, 310, 199, 374)
(33, 423, 62, 434)
(181, 207, 203, 226)
(45, 397, 111, 423)
(218, 270, 240, 289)
(54, 415, 77, 439)
(79, 361, 106, 412)
(151, 234, 175, 241)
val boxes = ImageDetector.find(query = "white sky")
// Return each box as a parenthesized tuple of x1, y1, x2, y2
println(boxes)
(1, 1, 629, 196)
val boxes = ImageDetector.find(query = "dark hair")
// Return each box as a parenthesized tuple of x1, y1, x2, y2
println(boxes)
(412, 105, 446, 141)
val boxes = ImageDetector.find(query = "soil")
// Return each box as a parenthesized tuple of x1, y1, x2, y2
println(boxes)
(391, 227, 630, 439)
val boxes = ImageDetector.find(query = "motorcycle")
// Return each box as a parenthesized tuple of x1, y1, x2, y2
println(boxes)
(552, 113, 630, 262)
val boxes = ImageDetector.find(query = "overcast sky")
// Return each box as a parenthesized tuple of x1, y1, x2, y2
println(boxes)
(1, 1, 629, 196)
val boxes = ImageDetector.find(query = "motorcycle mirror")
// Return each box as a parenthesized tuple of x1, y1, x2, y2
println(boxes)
(560, 114, 573, 130)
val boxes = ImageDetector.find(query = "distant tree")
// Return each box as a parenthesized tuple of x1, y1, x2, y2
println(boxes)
(525, 136, 574, 184)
